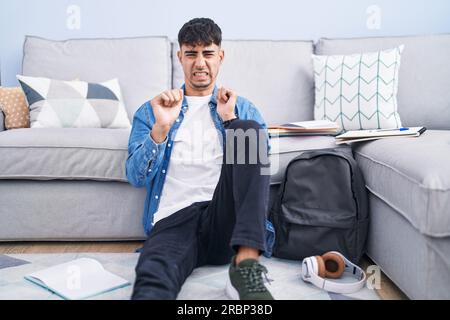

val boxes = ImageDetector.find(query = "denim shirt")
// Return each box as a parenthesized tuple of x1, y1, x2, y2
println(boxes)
(125, 85, 275, 257)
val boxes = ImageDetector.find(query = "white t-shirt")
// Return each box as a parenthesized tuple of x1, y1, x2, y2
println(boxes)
(153, 95, 223, 224)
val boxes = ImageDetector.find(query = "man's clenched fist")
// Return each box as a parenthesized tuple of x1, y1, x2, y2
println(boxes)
(150, 89, 183, 143)
(217, 87, 237, 122)
(151, 89, 184, 127)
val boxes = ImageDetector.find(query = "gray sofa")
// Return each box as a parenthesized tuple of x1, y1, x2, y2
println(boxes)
(0, 34, 449, 299)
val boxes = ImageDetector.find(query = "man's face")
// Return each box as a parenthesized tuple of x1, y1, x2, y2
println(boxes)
(177, 43, 224, 95)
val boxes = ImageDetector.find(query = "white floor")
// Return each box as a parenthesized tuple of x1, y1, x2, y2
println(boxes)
(0, 253, 380, 300)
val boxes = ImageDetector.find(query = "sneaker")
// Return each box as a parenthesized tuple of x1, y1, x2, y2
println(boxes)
(225, 256, 274, 300)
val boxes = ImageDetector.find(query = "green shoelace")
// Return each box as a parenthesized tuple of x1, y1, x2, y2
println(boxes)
(237, 262, 271, 293)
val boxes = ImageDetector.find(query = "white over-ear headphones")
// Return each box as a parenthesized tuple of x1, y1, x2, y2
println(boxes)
(301, 251, 367, 294)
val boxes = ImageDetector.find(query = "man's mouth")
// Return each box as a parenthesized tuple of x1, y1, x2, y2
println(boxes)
(193, 71, 209, 79)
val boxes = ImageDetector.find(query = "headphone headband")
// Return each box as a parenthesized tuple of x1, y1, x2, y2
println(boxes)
(301, 251, 366, 294)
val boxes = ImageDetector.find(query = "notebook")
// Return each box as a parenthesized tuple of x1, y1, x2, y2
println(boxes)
(24, 258, 130, 300)
(335, 127, 427, 144)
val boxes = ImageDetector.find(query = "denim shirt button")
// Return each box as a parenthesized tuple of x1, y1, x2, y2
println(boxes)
(152, 149, 156, 153)
(148, 169, 152, 173)
(176, 119, 180, 123)
(162, 170, 166, 174)
(155, 195, 159, 199)
(168, 143, 171, 148)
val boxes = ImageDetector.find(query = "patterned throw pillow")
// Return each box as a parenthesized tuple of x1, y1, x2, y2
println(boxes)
(16, 75, 131, 128)
(0, 87, 30, 129)
(312, 45, 404, 131)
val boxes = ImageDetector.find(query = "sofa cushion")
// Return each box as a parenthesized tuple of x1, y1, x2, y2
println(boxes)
(315, 34, 450, 130)
(0, 128, 130, 181)
(353, 130, 450, 237)
(172, 40, 315, 125)
(0, 87, 30, 129)
(312, 46, 404, 131)
(17, 75, 131, 128)
(0, 127, 339, 185)
(22, 36, 172, 120)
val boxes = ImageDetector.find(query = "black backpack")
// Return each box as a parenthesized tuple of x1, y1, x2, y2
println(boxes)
(269, 147, 369, 263)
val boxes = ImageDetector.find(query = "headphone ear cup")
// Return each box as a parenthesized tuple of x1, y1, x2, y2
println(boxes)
(321, 252, 345, 279)
(315, 256, 326, 278)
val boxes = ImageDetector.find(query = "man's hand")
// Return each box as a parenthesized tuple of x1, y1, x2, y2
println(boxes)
(217, 87, 237, 122)
(150, 89, 183, 143)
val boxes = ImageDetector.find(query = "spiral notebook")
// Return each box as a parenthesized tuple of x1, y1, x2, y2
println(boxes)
(335, 127, 427, 144)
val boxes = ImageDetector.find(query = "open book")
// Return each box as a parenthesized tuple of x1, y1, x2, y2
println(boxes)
(268, 120, 339, 137)
(335, 127, 427, 144)
(24, 258, 130, 300)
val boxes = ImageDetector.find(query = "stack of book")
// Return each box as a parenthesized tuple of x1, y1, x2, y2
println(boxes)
(268, 120, 339, 137)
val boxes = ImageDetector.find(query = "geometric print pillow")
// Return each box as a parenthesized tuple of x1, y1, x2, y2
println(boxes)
(16, 75, 131, 129)
(312, 45, 404, 131)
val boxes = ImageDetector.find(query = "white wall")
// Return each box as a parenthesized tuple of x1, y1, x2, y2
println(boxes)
(1, 0, 450, 85)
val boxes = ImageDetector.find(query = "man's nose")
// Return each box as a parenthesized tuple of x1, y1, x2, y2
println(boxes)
(194, 55, 206, 68)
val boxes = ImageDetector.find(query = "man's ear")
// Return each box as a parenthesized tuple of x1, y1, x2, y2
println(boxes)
(219, 49, 224, 65)
(177, 50, 182, 64)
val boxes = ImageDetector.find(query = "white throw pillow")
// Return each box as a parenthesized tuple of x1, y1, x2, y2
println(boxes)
(17, 75, 131, 128)
(312, 45, 404, 131)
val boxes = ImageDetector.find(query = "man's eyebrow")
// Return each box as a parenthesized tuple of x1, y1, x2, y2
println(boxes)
(184, 50, 216, 54)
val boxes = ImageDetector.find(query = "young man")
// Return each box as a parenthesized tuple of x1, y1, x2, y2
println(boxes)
(126, 18, 274, 300)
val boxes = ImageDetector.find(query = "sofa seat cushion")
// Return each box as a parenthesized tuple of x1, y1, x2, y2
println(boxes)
(353, 130, 450, 237)
(0, 128, 340, 184)
(268, 135, 343, 185)
(0, 128, 130, 181)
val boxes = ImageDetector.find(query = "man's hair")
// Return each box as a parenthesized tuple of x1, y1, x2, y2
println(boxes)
(178, 18, 222, 48)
